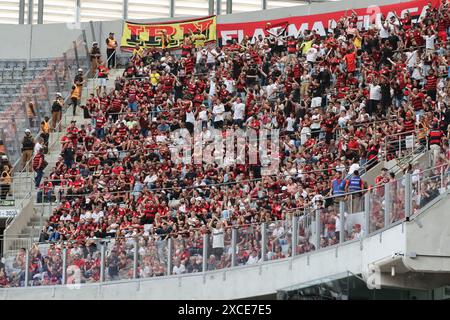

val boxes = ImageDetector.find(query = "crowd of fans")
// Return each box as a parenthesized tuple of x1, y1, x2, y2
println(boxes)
(2, 1, 450, 287)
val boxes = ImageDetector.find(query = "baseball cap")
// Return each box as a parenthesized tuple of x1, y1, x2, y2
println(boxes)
(78, 68, 83, 72)
(1, 155, 7, 160)
(56, 92, 62, 97)
(25, 129, 31, 134)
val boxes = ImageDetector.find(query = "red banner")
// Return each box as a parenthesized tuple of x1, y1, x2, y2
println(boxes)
(217, 0, 441, 45)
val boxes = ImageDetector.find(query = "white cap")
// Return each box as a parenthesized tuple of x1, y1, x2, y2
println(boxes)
(1, 155, 7, 160)
(56, 92, 62, 97)
(25, 129, 31, 134)
(78, 68, 83, 72)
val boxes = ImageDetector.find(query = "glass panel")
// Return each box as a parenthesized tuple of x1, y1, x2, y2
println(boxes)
(295, 210, 315, 255)
(138, 236, 168, 278)
(29, 243, 63, 286)
(319, 203, 339, 248)
(235, 224, 262, 266)
(415, 170, 443, 212)
(266, 219, 292, 260)
(66, 240, 101, 284)
(208, 226, 232, 270)
(172, 230, 204, 274)
(1, 249, 26, 287)
(104, 238, 135, 282)
(369, 187, 385, 233)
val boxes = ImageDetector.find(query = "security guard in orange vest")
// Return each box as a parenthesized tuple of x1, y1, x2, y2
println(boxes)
(106, 32, 118, 69)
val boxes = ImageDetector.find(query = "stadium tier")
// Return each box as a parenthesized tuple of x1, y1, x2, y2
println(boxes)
(0, 0, 450, 301)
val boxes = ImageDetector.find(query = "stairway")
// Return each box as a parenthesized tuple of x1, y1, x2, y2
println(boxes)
(3, 68, 126, 251)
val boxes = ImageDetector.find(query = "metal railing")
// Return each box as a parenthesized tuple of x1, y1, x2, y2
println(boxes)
(1, 165, 448, 288)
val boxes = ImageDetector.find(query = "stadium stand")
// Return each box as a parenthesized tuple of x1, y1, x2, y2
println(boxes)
(0, 0, 450, 291)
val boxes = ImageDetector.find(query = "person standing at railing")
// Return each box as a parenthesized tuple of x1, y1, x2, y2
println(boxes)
(39, 116, 50, 154)
(51, 93, 63, 132)
(72, 69, 85, 117)
(106, 32, 118, 70)
(96, 62, 109, 97)
(345, 170, 366, 213)
(429, 122, 444, 167)
(21, 129, 35, 172)
(70, 85, 81, 117)
(90, 42, 101, 76)
(32, 148, 46, 188)
(0, 163, 11, 200)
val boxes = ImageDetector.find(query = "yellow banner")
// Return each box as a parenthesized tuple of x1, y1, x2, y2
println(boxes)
(121, 16, 216, 50)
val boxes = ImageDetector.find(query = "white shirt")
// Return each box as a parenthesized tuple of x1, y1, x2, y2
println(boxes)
(311, 114, 321, 129)
(405, 51, 417, 68)
(306, 47, 318, 63)
(348, 163, 360, 176)
(423, 35, 436, 50)
(60, 214, 72, 222)
(369, 84, 381, 101)
(212, 228, 225, 248)
(272, 226, 285, 238)
(185, 110, 195, 124)
(266, 83, 278, 99)
(213, 104, 225, 122)
(198, 110, 208, 121)
(33, 142, 42, 156)
(224, 79, 235, 93)
(232, 102, 245, 120)
(286, 117, 295, 131)
(379, 22, 390, 38)
(246, 254, 259, 265)
(173, 264, 186, 275)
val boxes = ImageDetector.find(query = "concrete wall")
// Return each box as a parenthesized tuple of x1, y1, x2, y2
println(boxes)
(0, 0, 415, 60)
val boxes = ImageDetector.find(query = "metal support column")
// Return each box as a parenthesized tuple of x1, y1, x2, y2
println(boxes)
(226, 0, 232, 14)
(167, 238, 172, 275)
(62, 248, 67, 284)
(441, 165, 445, 189)
(231, 228, 237, 267)
(19, 0, 25, 24)
(216, 0, 221, 16)
(339, 201, 345, 244)
(73, 41, 80, 70)
(75, 0, 81, 24)
(100, 243, 105, 282)
(133, 238, 138, 279)
(123, 0, 128, 20)
(27, 0, 34, 24)
(208, 0, 214, 15)
(292, 216, 298, 257)
(24, 249, 29, 287)
(405, 173, 412, 218)
(261, 223, 267, 261)
(37, 0, 43, 24)
(364, 192, 370, 237)
(202, 234, 208, 273)
(89, 21, 97, 42)
(384, 183, 391, 227)
(314, 208, 321, 250)
(82, 30, 91, 74)
(54, 65, 61, 93)
(262, 0, 267, 10)
(169, 0, 175, 17)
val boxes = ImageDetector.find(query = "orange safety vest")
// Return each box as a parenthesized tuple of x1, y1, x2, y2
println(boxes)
(107, 38, 116, 50)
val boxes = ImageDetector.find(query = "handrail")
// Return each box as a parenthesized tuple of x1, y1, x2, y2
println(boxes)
(1, 171, 448, 289)
(5, 67, 91, 228)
